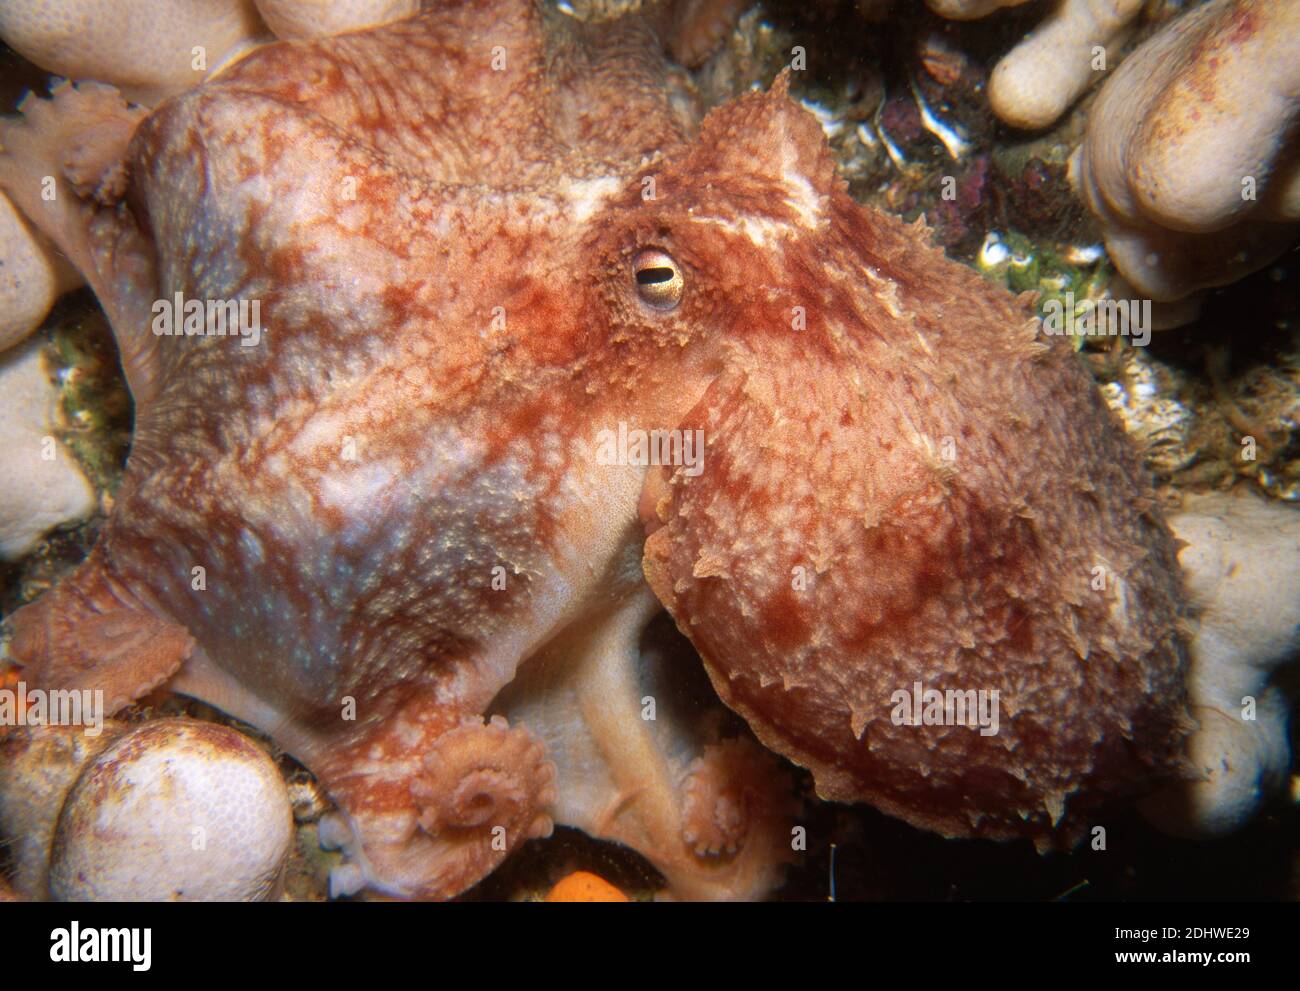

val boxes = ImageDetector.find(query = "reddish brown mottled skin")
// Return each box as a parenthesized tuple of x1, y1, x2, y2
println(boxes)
(2, 0, 1189, 898)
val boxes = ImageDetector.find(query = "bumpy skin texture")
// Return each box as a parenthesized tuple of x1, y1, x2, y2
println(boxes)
(639, 229, 1193, 845)
(2, 0, 1190, 897)
(636, 44, 1193, 848)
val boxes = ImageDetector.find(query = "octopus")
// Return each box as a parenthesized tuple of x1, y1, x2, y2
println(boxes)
(0, 0, 1192, 900)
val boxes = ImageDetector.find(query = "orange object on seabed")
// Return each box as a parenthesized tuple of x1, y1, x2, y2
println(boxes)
(544, 871, 630, 903)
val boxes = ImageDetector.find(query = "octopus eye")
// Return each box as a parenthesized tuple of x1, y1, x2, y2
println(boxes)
(632, 249, 684, 310)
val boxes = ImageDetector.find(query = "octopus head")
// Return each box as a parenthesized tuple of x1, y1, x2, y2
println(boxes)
(567, 78, 1192, 849)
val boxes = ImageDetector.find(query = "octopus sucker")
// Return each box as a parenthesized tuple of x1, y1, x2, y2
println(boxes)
(0, 0, 1203, 900)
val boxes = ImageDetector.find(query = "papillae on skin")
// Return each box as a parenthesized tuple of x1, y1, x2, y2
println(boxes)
(0, 0, 1193, 900)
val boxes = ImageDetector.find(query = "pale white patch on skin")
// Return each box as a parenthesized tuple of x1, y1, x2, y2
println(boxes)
(239, 528, 265, 566)
(319, 458, 398, 517)
(778, 141, 826, 230)
(685, 134, 827, 247)
(688, 212, 787, 249)
(559, 174, 623, 223)
(1099, 560, 1133, 633)
(287, 406, 357, 459)
(861, 263, 908, 321)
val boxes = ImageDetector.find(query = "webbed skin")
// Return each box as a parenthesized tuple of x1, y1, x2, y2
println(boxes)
(1, 0, 1190, 899)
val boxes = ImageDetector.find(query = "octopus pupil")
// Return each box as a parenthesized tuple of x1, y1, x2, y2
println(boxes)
(637, 267, 674, 284)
